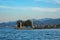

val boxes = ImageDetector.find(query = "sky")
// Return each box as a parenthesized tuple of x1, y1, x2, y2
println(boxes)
(0, 0, 60, 22)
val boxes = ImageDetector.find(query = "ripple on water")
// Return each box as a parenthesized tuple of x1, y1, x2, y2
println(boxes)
(0, 28, 60, 40)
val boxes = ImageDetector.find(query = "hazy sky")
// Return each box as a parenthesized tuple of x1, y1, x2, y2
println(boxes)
(0, 0, 60, 22)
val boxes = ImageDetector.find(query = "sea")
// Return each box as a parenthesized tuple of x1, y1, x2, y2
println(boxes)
(0, 28, 60, 40)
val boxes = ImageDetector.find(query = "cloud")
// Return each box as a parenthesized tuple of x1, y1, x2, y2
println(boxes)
(0, 5, 60, 22)
(0, 0, 60, 4)
(0, 6, 28, 10)
(54, 0, 60, 4)
(32, 7, 60, 12)
(0, 5, 60, 12)
(0, 0, 16, 2)
(0, 6, 17, 9)
(33, 0, 60, 4)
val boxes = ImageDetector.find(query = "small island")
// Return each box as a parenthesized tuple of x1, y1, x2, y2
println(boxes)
(16, 19, 60, 29)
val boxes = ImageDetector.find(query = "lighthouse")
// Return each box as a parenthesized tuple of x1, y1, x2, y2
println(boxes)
(32, 19, 35, 28)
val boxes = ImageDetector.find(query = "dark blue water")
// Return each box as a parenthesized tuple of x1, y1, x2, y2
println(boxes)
(0, 28, 60, 40)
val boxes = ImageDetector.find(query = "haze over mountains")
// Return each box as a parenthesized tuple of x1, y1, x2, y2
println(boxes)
(34, 18, 60, 25)
(0, 18, 60, 27)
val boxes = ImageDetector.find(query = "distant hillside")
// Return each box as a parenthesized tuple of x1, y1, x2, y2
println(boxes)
(0, 18, 60, 28)
(32, 18, 60, 25)
(0, 21, 17, 28)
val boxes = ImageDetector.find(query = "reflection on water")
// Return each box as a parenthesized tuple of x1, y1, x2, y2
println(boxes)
(0, 28, 60, 40)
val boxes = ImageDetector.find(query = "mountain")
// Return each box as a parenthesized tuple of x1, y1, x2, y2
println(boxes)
(0, 18, 60, 28)
(0, 21, 17, 28)
(42, 19, 60, 25)
(32, 18, 60, 25)
(39, 18, 53, 22)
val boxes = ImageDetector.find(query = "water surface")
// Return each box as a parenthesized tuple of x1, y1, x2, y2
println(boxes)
(0, 28, 60, 40)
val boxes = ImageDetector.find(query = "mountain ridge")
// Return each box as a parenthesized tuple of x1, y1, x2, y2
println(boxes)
(0, 18, 60, 27)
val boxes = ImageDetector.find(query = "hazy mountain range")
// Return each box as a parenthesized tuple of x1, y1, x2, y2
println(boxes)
(33, 18, 60, 25)
(0, 18, 60, 27)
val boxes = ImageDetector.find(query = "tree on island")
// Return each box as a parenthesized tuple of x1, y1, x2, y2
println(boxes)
(17, 19, 32, 28)
(17, 20, 22, 28)
(44, 25, 49, 28)
(25, 20, 32, 27)
(56, 24, 60, 28)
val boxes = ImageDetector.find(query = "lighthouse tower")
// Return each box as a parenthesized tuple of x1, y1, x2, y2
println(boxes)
(20, 21, 23, 28)
(32, 19, 35, 28)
